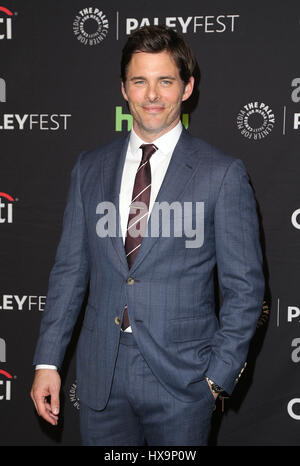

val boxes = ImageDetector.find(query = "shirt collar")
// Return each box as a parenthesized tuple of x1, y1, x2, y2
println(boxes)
(129, 121, 183, 157)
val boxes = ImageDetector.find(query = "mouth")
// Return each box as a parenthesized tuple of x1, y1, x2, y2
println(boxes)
(142, 105, 165, 114)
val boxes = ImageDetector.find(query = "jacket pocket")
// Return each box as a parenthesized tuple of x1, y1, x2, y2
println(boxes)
(168, 315, 214, 342)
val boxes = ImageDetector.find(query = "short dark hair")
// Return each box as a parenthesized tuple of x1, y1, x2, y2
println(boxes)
(121, 26, 196, 84)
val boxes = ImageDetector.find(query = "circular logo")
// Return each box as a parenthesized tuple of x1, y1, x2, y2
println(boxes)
(291, 209, 300, 229)
(237, 101, 275, 140)
(69, 380, 80, 410)
(73, 7, 109, 46)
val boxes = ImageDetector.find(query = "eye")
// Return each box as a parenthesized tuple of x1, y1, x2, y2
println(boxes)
(134, 80, 145, 85)
(161, 80, 172, 86)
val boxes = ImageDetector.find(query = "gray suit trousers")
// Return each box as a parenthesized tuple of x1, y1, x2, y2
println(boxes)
(79, 331, 216, 446)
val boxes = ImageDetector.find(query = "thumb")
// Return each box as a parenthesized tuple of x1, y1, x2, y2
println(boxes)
(50, 390, 60, 415)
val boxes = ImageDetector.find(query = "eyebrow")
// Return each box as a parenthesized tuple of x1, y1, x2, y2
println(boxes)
(129, 76, 176, 81)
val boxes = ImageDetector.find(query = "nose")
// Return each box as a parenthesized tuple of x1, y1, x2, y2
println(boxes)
(145, 83, 159, 102)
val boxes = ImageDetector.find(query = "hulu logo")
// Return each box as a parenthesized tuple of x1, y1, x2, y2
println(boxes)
(115, 106, 189, 131)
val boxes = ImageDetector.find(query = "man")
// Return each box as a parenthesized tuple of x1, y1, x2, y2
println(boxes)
(31, 26, 264, 446)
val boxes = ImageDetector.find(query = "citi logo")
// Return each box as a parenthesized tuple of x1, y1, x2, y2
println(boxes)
(0, 192, 15, 223)
(0, 369, 12, 400)
(0, 77, 6, 102)
(0, 6, 13, 40)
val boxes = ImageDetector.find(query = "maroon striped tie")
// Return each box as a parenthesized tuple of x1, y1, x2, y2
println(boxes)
(122, 143, 158, 330)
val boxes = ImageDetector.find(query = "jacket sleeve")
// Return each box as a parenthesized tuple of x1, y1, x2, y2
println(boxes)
(205, 158, 265, 394)
(33, 153, 90, 369)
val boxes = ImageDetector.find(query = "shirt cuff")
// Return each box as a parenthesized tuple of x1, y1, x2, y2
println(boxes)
(35, 364, 58, 370)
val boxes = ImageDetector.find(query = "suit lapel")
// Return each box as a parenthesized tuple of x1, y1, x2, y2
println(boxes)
(101, 134, 130, 274)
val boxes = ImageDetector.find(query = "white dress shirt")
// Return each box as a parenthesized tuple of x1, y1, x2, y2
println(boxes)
(36, 121, 183, 370)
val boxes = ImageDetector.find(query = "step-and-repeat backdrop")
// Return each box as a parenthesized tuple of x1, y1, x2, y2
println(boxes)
(1, 0, 299, 446)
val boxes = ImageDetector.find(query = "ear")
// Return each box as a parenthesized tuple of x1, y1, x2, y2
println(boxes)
(182, 76, 194, 102)
(121, 80, 128, 102)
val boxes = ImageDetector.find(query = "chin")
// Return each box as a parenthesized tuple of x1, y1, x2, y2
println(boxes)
(142, 125, 165, 135)
(144, 119, 170, 132)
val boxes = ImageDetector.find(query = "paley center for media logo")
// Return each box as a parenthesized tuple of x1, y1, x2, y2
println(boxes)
(69, 380, 80, 410)
(0, 78, 71, 131)
(73, 9, 240, 41)
(73, 7, 109, 46)
(238, 80, 300, 140)
(0, 6, 14, 40)
(237, 101, 275, 140)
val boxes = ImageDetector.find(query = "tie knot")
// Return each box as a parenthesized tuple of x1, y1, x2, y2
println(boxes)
(140, 144, 157, 163)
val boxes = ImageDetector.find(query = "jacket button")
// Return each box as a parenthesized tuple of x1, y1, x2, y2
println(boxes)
(114, 316, 120, 325)
(127, 277, 135, 285)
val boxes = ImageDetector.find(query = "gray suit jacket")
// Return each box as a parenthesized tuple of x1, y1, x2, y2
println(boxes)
(33, 129, 265, 410)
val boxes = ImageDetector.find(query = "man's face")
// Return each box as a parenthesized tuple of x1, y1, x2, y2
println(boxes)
(121, 51, 194, 142)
